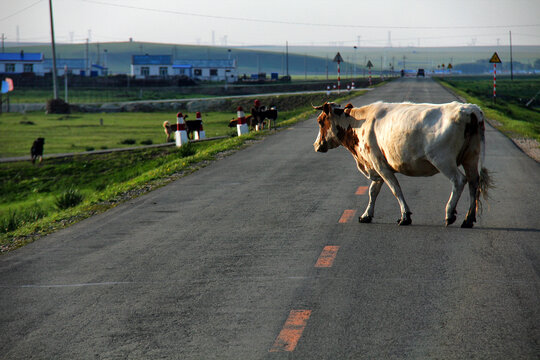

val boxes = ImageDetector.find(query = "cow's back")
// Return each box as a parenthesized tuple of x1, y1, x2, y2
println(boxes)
(365, 102, 470, 176)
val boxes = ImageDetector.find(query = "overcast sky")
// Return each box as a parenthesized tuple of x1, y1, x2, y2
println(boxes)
(2, 0, 540, 47)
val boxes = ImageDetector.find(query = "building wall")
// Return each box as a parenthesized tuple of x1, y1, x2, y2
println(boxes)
(191, 67, 237, 82)
(131, 64, 173, 79)
(0, 62, 45, 75)
(131, 63, 237, 81)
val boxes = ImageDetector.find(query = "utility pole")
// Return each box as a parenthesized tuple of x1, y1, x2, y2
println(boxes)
(85, 38, 89, 76)
(304, 54, 307, 80)
(1, 34, 5, 52)
(286, 41, 289, 77)
(48, 0, 59, 99)
(509, 31, 514, 81)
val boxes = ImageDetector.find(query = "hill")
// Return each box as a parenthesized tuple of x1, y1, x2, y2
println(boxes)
(4, 42, 540, 75)
(4, 41, 330, 77)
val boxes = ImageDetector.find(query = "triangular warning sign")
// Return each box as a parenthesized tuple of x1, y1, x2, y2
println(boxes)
(489, 52, 502, 63)
(366, 60, 373, 68)
(333, 52, 344, 63)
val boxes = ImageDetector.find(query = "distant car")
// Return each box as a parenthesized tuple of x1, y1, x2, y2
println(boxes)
(417, 69, 425, 77)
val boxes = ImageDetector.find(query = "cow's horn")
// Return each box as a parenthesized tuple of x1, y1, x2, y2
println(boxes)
(312, 103, 324, 110)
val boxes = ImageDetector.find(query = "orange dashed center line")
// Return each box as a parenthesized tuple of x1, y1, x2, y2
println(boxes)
(269, 310, 312, 352)
(338, 209, 356, 223)
(356, 186, 368, 195)
(315, 246, 340, 268)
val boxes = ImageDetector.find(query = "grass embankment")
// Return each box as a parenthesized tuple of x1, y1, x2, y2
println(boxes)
(0, 90, 366, 253)
(436, 76, 540, 143)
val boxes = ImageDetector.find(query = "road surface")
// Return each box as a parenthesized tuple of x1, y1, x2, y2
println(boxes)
(1, 78, 539, 359)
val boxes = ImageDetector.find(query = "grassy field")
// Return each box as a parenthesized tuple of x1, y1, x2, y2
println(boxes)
(0, 90, 365, 252)
(1, 89, 363, 157)
(0, 111, 236, 157)
(6, 88, 213, 104)
(436, 76, 540, 143)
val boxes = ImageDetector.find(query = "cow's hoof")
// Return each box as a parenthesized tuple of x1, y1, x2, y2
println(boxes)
(445, 215, 457, 227)
(460, 220, 474, 228)
(397, 212, 412, 226)
(359, 215, 372, 223)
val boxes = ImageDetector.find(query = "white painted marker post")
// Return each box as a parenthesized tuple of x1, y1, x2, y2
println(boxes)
(175, 112, 188, 147)
(194, 111, 205, 140)
(236, 106, 249, 136)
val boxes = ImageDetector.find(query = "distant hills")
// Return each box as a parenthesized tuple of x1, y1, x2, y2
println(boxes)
(3, 41, 540, 75)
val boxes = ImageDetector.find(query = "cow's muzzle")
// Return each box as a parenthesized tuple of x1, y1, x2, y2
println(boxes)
(314, 139, 328, 153)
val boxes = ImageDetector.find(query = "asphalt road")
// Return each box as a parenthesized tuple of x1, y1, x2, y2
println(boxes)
(1, 78, 539, 359)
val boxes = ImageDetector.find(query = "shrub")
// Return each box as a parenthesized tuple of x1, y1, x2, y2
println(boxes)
(55, 188, 84, 210)
(177, 143, 196, 157)
(120, 139, 136, 145)
(140, 139, 153, 145)
(0, 204, 48, 233)
(0, 210, 21, 233)
(46, 98, 70, 114)
(85, 147, 95, 151)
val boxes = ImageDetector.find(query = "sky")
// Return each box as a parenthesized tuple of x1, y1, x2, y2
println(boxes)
(1, 0, 540, 48)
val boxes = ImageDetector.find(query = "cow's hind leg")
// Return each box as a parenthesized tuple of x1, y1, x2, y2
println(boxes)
(359, 179, 383, 223)
(430, 158, 467, 226)
(461, 160, 480, 228)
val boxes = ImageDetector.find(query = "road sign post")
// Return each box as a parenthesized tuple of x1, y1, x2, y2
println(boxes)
(366, 60, 373, 86)
(333, 52, 344, 94)
(489, 52, 502, 103)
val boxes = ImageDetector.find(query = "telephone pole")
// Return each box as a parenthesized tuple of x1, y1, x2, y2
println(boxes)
(48, 0, 59, 99)
(509, 31, 514, 81)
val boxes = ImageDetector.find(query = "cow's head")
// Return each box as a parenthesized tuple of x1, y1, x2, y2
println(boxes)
(312, 102, 351, 152)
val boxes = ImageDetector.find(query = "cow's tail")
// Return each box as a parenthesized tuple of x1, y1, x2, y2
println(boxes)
(472, 106, 493, 213)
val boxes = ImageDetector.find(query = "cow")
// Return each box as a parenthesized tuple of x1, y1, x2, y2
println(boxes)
(312, 101, 492, 228)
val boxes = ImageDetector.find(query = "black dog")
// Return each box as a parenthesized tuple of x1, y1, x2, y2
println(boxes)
(31, 137, 45, 164)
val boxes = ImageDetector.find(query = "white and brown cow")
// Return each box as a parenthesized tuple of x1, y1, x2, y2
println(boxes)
(313, 101, 492, 227)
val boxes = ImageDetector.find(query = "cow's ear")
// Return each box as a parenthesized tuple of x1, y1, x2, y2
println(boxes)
(344, 103, 353, 116)
(333, 108, 345, 116)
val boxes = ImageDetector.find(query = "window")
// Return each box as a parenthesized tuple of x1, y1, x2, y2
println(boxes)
(159, 67, 168, 76)
(210, 69, 218, 76)
(141, 67, 149, 76)
(194, 69, 202, 76)
(23, 64, 33, 73)
(5, 64, 15, 73)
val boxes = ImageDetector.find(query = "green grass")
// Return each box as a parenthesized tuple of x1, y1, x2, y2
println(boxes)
(7, 88, 213, 104)
(0, 89, 366, 252)
(436, 76, 540, 143)
(0, 91, 366, 157)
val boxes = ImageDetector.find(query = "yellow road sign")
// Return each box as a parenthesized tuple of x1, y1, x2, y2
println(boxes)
(489, 52, 502, 63)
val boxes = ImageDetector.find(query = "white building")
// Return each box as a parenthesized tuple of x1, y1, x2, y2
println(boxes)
(130, 55, 172, 79)
(0, 52, 44, 75)
(130, 55, 237, 82)
(173, 59, 237, 82)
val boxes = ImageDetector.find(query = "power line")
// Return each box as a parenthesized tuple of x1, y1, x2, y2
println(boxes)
(0, 0, 44, 22)
(79, 0, 540, 30)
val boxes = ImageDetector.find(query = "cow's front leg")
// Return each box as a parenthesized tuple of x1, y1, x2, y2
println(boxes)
(377, 169, 412, 226)
(359, 179, 383, 223)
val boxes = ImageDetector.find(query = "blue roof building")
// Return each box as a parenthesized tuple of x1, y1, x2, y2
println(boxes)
(0, 52, 44, 75)
(0, 52, 43, 62)
(131, 55, 172, 65)
(173, 59, 237, 82)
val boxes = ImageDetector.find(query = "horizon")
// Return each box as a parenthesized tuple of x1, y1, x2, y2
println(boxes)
(2, 0, 540, 48)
